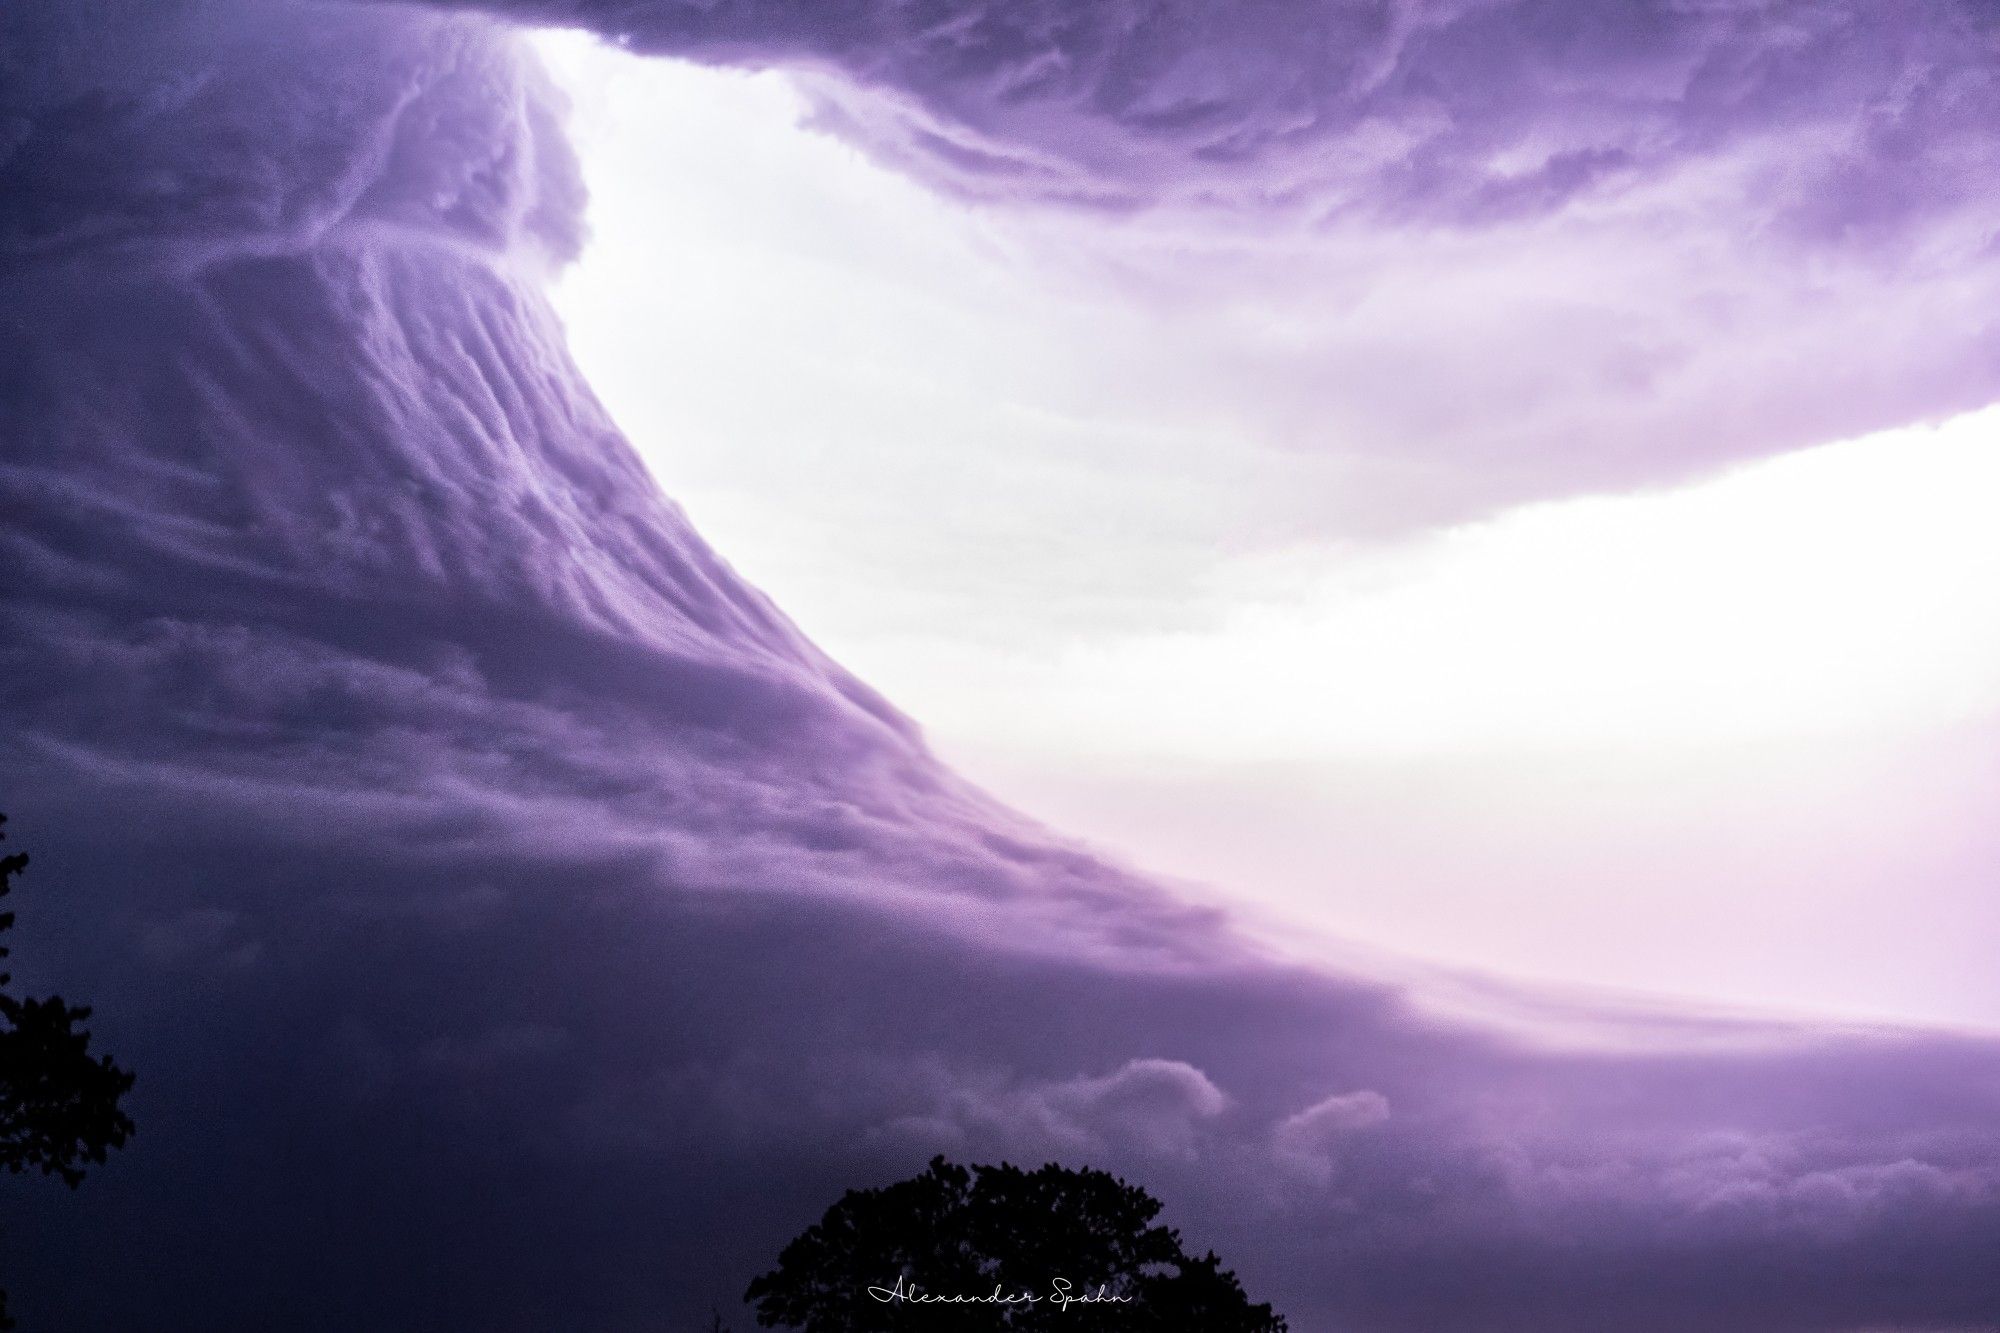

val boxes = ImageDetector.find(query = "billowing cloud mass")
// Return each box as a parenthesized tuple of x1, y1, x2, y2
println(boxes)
(436, 0, 1997, 224)
(5, 1, 2000, 1330)
(436, 0, 2000, 526)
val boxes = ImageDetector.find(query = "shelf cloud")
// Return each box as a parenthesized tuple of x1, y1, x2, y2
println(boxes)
(4, 1, 1999, 1328)
(408, 0, 2000, 526)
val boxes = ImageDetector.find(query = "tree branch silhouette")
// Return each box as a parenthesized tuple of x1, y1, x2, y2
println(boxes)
(746, 1155, 1286, 1331)
(0, 813, 136, 1330)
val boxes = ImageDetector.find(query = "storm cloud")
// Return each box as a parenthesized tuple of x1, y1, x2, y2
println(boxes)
(418, 0, 2000, 525)
(408, 0, 2000, 226)
(5, 1, 2000, 1329)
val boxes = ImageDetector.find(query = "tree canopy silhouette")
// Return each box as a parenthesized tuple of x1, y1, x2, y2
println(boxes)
(0, 813, 136, 1329)
(744, 1156, 1287, 1331)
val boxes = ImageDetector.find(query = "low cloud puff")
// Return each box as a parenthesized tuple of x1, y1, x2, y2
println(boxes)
(876, 1057, 1230, 1160)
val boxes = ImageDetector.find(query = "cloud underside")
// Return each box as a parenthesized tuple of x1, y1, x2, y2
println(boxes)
(430, 0, 2000, 523)
(3, 1, 2000, 1328)
(441, 0, 1996, 227)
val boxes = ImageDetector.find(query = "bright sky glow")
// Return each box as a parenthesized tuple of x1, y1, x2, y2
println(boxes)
(540, 33, 2000, 1026)
(1012, 413, 2000, 761)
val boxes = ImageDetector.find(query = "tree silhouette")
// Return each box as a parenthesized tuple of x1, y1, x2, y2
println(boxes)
(745, 1156, 1286, 1331)
(0, 813, 136, 1329)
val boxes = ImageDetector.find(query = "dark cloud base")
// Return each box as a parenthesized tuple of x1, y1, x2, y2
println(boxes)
(5, 2, 2000, 1329)
(10, 794, 2000, 1332)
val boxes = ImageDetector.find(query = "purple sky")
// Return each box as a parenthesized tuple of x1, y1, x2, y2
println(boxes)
(4, 0, 2000, 1329)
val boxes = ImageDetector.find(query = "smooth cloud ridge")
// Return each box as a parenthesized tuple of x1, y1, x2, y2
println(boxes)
(3, 1, 2000, 1330)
